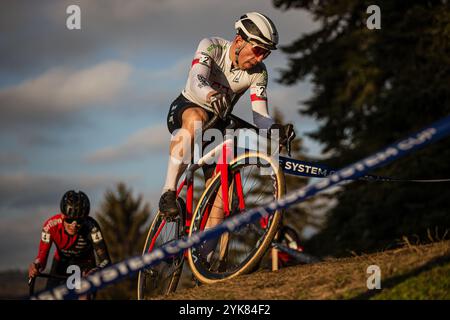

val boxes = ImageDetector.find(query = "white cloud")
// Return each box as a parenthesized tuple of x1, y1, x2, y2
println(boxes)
(138, 57, 191, 83)
(85, 124, 170, 164)
(43, 0, 319, 58)
(0, 60, 132, 126)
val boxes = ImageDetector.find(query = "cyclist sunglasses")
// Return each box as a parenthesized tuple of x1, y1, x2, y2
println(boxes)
(64, 217, 85, 225)
(248, 42, 271, 59)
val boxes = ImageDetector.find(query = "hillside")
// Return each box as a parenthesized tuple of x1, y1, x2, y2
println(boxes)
(0, 270, 29, 299)
(1, 240, 448, 300)
(162, 240, 450, 300)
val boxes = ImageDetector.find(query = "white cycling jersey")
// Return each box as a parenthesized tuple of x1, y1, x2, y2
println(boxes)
(182, 37, 275, 129)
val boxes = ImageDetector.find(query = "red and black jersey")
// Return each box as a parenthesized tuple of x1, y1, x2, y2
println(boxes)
(34, 213, 111, 270)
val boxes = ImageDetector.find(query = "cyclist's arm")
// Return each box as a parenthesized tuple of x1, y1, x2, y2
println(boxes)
(89, 220, 111, 269)
(188, 38, 217, 103)
(34, 226, 53, 271)
(250, 67, 275, 129)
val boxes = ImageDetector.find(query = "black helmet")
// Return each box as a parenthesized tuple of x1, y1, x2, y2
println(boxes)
(60, 190, 90, 218)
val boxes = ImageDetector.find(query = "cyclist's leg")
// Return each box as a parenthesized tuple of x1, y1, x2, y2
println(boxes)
(198, 116, 237, 261)
(201, 117, 229, 231)
(165, 106, 208, 189)
(204, 171, 225, 228)
(196, 170, 225, 262)
(160, 95, 209, 216)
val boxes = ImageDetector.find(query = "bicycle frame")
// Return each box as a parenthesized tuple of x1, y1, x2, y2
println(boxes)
(138, 119, 310, 301)
(147, 136, 246, 254)
(145, 121, 296, 268)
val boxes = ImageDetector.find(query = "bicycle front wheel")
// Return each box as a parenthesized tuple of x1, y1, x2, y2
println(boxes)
(187, 152, 285, 284)
(137, 208, 184, 299)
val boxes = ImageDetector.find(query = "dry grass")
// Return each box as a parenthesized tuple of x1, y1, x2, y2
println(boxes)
(160, 240, 450, 300)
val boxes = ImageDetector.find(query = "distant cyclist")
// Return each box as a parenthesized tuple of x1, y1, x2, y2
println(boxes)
(28, 190, 111, 293)
(160, 12, 295, 220)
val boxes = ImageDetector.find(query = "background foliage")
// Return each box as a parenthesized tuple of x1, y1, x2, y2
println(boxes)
(274, 0, 450, 256)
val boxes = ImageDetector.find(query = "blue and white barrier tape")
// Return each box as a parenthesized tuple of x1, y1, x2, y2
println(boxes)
(280, 155, 450, 182)
(279, 156, 333, 178)
(32, 115, 450, 300)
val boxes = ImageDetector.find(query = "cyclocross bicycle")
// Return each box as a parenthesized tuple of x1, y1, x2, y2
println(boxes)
(137, 113, 294, 299)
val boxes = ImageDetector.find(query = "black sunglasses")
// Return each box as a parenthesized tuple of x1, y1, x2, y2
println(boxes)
(64, 217, 85, 224)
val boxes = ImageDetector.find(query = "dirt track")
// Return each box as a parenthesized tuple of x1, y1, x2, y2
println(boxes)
(159, 240, 450, 300)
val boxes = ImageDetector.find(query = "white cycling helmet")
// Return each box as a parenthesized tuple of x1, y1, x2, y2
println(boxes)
(235, 12, 279, 50)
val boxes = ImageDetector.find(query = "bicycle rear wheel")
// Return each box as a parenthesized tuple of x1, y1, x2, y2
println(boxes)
(187, 152, 285, 284)
(137, 202, 185, 299)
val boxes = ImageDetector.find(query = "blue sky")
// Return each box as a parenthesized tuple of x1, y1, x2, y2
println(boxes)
(0, 0, 322, 270)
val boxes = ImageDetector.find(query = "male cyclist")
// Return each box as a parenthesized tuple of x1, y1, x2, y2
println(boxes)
(28, 190, 111, 292)
(160, 12, 295, 222)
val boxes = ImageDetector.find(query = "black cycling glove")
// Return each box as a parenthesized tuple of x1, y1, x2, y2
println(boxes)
(269, 123, 295, 146)
(210, 92, 232, 119)
(269, 123, 296, 155)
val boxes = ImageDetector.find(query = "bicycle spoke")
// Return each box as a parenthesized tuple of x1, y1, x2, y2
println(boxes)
(253, 183, 275, 205)
(240, 165, 276, 207)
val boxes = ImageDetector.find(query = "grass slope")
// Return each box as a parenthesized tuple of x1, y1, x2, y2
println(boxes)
(162, 240, 450, 300)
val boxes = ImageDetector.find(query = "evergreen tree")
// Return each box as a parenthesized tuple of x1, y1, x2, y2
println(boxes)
(273, 0, 450, 256)
(95, 182, 151, 299)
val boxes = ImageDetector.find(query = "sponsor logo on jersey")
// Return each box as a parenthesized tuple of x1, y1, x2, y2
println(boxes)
(43, 217, 63, 232)
(41, 231, 51, 243)
(197, 74, 210, 88)
(206, 43, 226, 52)
(256, 69, 268, 86)
(91, 231, 103, 243)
